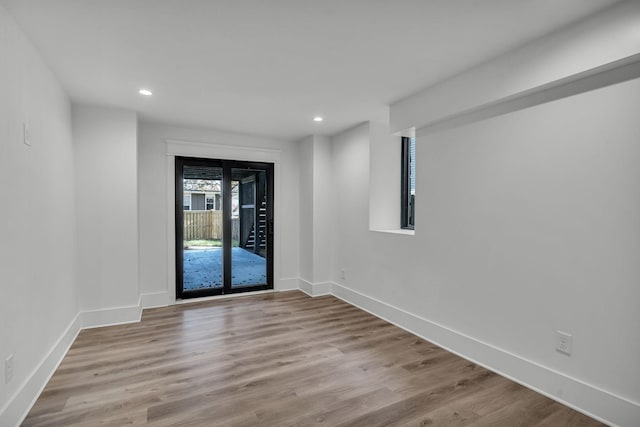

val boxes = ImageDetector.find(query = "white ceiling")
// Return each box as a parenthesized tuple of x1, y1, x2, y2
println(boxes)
(2, 0, 621, 141)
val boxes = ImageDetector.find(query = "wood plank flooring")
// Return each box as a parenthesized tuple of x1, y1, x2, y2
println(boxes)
(23, 291, 604, 426)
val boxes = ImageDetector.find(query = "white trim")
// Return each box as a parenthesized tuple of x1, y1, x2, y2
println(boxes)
(298, 278, 313, 296)
(298, 279, 331, 297)
(0, 313, 81, 427)
(312, 282, 332, 296)
(328, 282, 640, 427)
(141, 291, 169, 309)
(175, 289, 275, 305)
(370, 228, 415, 236)
(166, 139, 281, 163)
(277, 277, 299, 292)
(80, 299, 142, 329)
(166, 155, 177, 306)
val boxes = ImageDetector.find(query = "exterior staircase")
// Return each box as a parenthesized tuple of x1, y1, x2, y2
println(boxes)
(246, 197, 267, 254)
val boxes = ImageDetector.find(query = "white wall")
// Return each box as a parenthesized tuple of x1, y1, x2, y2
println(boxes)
(311, 136, 333, 285)
(72, 106, 140, 319)
(369, 121, 401, 231)
(298, 136, 314, 283)
(1, 1, 637, 425)
(391, 0, 640, 134)
(415, 77, 640, 405)
(297, 135, 333, 291)
(138, 122, 300, 303)
(324, 6, 640, 425)
(331, 124, 373, 287)
(329, 74, 640, 427)
(0, 4, 78, 424)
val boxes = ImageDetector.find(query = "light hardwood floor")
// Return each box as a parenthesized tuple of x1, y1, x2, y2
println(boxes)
(23, 291, 604, 426)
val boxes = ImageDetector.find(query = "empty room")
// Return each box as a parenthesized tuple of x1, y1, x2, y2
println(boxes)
(1, 1, 639, 426)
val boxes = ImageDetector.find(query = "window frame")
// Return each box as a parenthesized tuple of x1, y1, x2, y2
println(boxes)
(183, 193, 192, 211)
(401, 136, 415, 230)
(206, 195, 215, 210)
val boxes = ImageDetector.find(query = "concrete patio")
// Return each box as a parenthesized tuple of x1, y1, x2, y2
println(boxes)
(182, 247, 267, 290)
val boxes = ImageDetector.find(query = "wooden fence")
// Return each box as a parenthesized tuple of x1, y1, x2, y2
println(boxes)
(183, 210, 239, 241)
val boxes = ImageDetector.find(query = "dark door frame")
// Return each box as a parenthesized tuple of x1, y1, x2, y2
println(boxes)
(175, 156, 274, 299)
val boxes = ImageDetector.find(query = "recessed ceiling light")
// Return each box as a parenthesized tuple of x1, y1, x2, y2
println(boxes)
(139, 89, 153, 96)
(313, 116, 323, 122)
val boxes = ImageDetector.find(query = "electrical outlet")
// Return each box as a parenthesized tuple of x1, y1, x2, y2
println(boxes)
(340, 269, 346, 280)
(5, 354, 14, 384)
(556, 331, 572, 355)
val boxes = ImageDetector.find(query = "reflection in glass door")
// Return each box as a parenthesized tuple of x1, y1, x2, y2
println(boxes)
(175, 157, 273, 299)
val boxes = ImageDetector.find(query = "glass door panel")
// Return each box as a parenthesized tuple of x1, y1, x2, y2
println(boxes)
(178, 162, 224, 297)
(231, 168, 268, 289)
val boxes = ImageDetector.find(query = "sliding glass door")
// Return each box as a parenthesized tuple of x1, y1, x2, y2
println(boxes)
(175, 157, 273, 299)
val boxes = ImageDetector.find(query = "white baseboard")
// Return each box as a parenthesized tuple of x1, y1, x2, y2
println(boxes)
(141, 291, 169, 309)
(298, 278, 313, 295)
(298, 278, 331, 297)
(276, 277, 299, 292)
(0, 313, 82, 427)
(330, 282, 639, 427)
(81, 300, 142, 329)
(7, 283, 636, 427)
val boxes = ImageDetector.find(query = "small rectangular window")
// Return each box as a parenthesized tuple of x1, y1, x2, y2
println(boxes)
(401, 136, 415, 229)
